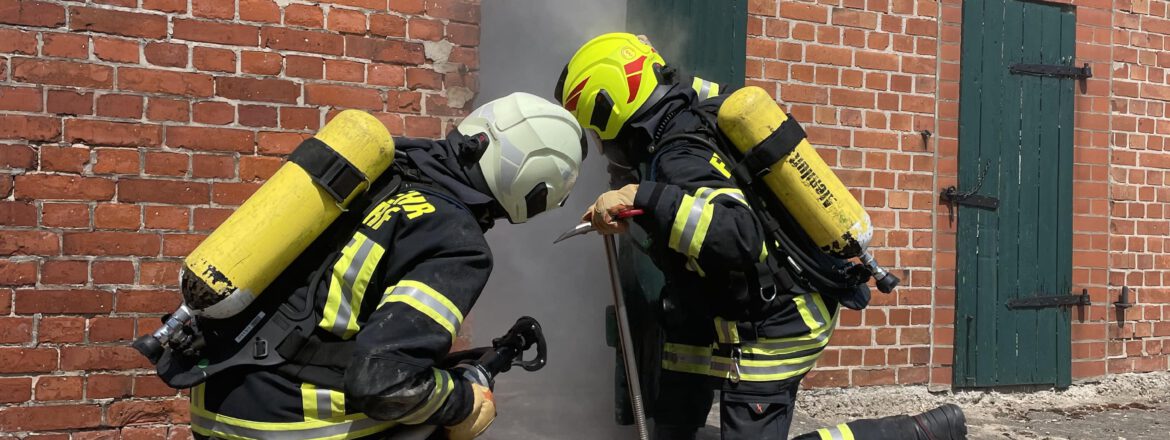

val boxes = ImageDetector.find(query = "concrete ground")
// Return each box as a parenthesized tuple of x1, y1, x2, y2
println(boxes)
(486, 371, 1170, 439)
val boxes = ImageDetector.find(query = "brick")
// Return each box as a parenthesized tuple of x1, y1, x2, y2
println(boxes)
(406, 68, 442, 89)
(118, 67, 213, 98)
(13, 58, 113, 89)
(144, 0, 185, 13)
(1, 144, 36, 168)
(241, 51, 282, 75)
(70, 7, 166, 39)
(41, 32, 88, 59)
(193, 101, 235, 125)
(92, 148, 139, 174)
(238, 104, 278, 127)
(35, 376, 83, 401)
(145, 42, 188, 68)
(144, 151, 190, 176)
(370, 13, 406, 38)
(167, 126, 255, 153)
(89, 316, 135, 342)
(0, 230, 59, 255)
(305, 83, 382, 110)
(391, 0, 424, 14)
(262, 27, 343, 55)
(326, 59, 365, 82)
(66, 119, 161, 148)
(0, 404, 104, 431)
(93, 37, 139, 63)
(403, 115, 440, 138)
(116, 289, 181, 313)
(96, 93, 144, 119)
(327, 8, 366, 34)
(328, 0, 384, 9)
(408, 17, 443, 41)
(194, 47, 236, 73)
(133, 375, 176, 398)
(0, 347, 58, 374)
(0, 28, 38, 54)
(41, 202, 89, 228)
(63, 231, 161, 256)
(258, 131, 309, 155)
(108, 399, 184, 426)
(0, 0, 65, 27)
(0, 260, 35, 286)
(213, 182, 261, 204)
(147, 98, 189, 122)
(40, 316, 86, 344)
(425, 0, 478, 23)
(118, 178, 210, 204)
(280, 107, 320, 130)
(192, 0, 233, 19)
(0, 315, 33, 344)
(192, 154, 235, 178)
(215, 76, 300, 104)
(0, 86, 41, 112)
(144, 206, 190, 230)
(40, 259, 87, 284)
(239, 156, 282, 181)
(91, 259, 134, 284)
(61, 346, 150, 371)
(447, 21, 478, 46)
(345, 36, 424, 64)
(286, 55, 323, 79)
(0, 378, 31, 404)
(87, 374, 132, 399)
(194, 207, 233, 230)
(0, 200, 36, 226)
(285, 4, 324, 28)
(15, 174, 113, 201)
(174, 19, 260, 46)
(239, 0, 279, 23)
(369, 64, 405, 87)
(163, 233, 205, 256)
(46, 89, 93, 115)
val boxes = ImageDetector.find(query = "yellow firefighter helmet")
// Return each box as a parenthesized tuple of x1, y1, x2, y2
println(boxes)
(555, 32, 668, 140)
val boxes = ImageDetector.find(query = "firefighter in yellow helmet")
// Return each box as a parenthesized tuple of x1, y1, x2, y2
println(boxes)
(556, 33, 967, 439)
(147, 93, 584, 440)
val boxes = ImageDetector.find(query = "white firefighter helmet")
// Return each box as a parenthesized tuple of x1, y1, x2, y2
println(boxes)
(458, 92, 586, 223)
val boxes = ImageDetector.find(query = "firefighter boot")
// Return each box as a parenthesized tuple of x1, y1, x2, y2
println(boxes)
(911, 404, 967, 440)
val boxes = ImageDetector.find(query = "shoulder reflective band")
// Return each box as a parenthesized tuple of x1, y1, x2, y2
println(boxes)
(731, 116, 806, 185)
(290, 137, 368, 204)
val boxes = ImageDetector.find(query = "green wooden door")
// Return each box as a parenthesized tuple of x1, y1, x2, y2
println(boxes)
(626, 0, 747, 87)
(954, 0, 1076, 388)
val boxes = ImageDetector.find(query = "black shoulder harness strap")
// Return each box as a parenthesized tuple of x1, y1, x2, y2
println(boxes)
(730, 117, 805, 186)
(289, 137, 368, 204)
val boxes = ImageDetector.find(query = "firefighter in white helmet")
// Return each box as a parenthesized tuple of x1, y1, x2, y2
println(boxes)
(172, 92, 584, 440)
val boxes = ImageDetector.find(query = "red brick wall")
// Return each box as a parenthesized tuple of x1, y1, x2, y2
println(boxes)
(0, 0, 479, 436)
(748, 0, 940, 388)
(751, 0, 1170, 389)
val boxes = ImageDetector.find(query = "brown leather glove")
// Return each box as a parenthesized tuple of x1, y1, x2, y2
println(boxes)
(582, 184, 639, 235)
(446, 384, 496, 440)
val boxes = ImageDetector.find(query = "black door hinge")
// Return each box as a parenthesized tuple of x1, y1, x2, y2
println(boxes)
(941, 162, 998, 210)
(1007, 288, 1091, 309)
(1009, 63, 1092, 80)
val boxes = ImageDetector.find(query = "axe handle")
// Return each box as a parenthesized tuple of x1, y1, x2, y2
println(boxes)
(603, 234, 649, 440)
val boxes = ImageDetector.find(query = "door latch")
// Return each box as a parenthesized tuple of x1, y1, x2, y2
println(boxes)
(1009, 62, 1092, 80)
(1007, 288, 1091, 309)
(941, 162, 999, 210)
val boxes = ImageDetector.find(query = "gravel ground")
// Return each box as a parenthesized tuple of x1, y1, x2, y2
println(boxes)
(486, 371, 1170, 439)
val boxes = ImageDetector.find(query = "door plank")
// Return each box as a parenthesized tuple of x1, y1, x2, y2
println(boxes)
(1056, 7, 1076, 388)
(954, 0, 988, 387)
(997, 0, 1026, 386)
(974, 0, 1007, 385)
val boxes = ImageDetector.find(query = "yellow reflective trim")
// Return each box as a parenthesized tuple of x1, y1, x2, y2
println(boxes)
(793, 294, 821, 333)
(742, 314, 838, 357)
(687, 201, 716, 259)
(709, 83, 720, 98)
(396, 369, 453, 425)
(190, 400, 386, 430)
(810, 293, 833, 328)
(839, 423, 856, 440)
(380, 280, 464, 339)
(816, 428, 834, 440)
(302, 383, 318, 421)
(192, 383, 205, 409)
(319, 235, 368, 333)
(330, 389, 345, 416)
(759, 241, 769, 263)
(341, 240, 386, 339)
(668, 193, 698, 252)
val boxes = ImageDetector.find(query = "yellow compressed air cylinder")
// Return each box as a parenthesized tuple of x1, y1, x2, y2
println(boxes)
(182, 110, 395, 318)
(717, 86, 872, 258)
